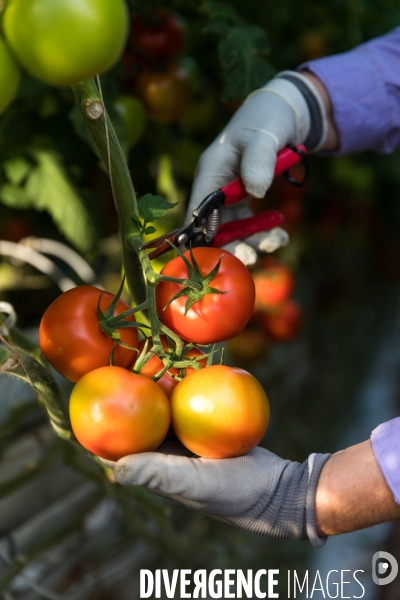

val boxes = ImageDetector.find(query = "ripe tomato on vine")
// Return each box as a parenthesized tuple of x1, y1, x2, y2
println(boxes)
(70, 366, 170, 460)
(156, 247, 256, 344)
(171, 365, 270, 458)
(39, 286, 139, 382)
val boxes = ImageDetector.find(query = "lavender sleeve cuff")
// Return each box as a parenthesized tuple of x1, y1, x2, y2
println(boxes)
(371, 417, 400, 504)
(299, 27, 400, 155)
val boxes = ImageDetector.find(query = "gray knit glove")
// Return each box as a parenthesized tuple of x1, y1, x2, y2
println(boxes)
(103, 442, 331, 548)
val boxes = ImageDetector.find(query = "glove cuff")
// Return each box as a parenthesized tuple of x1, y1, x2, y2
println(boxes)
(306, 452, 332, 547)
(276, 70, 329, 152)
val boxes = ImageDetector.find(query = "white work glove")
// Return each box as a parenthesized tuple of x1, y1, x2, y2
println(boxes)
(103, 441, 331, 547)
(187, 71, 328, 265)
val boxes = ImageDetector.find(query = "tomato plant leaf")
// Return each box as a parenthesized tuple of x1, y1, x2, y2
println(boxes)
(25, 149, 97, 253)
(138, 193, 178, 224)
(218, 27, 275, 101)
(144, 225, 156, 235)
(201, 0, 275, 101)
(3, 156, 32, 186)
(0, 183, 31, 208)
(0, 344, 73, 440)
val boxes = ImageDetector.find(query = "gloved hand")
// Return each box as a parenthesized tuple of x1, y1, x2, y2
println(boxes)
(186, 71, 328, 265)
(103, 441, 331, 548)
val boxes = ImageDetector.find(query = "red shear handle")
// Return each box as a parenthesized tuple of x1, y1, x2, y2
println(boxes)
(220, 144, 306, 206)
(213, 210, 284, 247)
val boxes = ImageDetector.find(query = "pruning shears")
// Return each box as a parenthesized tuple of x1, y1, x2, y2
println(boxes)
(141, 143, 308, 260)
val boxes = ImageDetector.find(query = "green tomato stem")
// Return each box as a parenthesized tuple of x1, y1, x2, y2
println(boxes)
(70, 78, 146, 306)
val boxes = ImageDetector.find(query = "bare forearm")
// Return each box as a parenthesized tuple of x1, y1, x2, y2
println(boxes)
(316, 439, 400, 536)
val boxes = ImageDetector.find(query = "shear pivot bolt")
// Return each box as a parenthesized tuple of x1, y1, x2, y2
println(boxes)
(177, 233, 188, 245)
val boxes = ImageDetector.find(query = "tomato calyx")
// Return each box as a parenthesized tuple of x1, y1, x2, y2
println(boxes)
(96, 279, 149, 352)
(159, 247, 228, 315)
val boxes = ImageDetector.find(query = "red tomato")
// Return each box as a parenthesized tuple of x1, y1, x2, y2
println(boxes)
(132, 10, 185, 64)
(253, 260, 294, 309)
(171, 365, 270, 458)
(39, 286, 138, 382)
(261, 299, 303, 341)
(130, 336, 206, 398)
(70, 366, 170, 460)
(136, 63, 192, 122)
(156, 247, 256, 344)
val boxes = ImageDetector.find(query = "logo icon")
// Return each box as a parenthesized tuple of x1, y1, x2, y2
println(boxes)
(372, 551, 398, 585)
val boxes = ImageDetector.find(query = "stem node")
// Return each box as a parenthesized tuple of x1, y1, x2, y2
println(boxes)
(84, 99, 104, 120)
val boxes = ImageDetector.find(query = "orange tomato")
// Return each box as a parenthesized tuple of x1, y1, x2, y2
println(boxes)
(69, 366, 170, 460)
(171, 365, 270, 458)
(130, 336, 206, 398)
(253, 260, 294, 309)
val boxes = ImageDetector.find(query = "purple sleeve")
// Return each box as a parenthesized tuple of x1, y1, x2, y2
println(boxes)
(300, 27, 400, 155)
(371, 418, 400, 504)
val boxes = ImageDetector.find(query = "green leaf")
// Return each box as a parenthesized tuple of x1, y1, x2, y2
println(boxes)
(3, 156, 32, 185)
(25, 149, 97, 253)
(206, 18, 232, 36)
(144, 225, 156, 235)
(0, 183, 31, 208)
(218, 26, 275, 101)
(1, 346, 72, 440)
(138, 193, 177, 224)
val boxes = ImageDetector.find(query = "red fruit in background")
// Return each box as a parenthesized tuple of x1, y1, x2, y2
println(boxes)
(228, 327, 269, 364)
(0, 215, 32, 242)
(137, 64, 192, 122)
(261, 299, 303, 342)
(130, 336, 206, 398)
(132, 10, 185, 64)
(253, 260, 294, 309)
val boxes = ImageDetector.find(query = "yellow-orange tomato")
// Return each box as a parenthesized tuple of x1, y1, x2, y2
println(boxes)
(171, 365, 270, 458)
(130, 336, 207, 398)
(69, 366, 170, 461)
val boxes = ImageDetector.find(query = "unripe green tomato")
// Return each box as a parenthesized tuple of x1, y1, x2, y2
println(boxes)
(0, 36, 20, 114)
(113, 95, 146, 150)
(3, 0, 128, 86)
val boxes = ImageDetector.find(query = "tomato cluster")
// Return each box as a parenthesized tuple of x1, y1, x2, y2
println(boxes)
(40, 247, 269, 461)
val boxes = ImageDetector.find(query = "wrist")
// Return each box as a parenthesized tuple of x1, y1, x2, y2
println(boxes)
(298, 70, 339, 151)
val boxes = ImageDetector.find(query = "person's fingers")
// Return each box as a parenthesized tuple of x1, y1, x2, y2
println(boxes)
(244, 227, 290, 254)
(223, 241, 258, 266)
(186, 140, 240, 219)
(240, 136, 278, 198)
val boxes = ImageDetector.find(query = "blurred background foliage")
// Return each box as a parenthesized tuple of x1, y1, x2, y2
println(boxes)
(0, 0, 400, 598)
